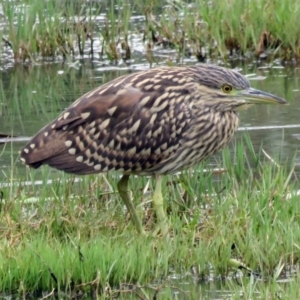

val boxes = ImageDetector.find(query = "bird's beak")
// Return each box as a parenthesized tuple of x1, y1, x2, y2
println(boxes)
(239, 88, 288, 105)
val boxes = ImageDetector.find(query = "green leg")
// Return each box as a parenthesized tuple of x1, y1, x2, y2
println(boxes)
(153, 175, 169, 239)
(117, 175, 146, 235)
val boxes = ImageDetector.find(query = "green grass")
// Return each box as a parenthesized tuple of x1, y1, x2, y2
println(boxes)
(0, 60, 299, 297)
(0, 135, 300, 297)
(1, 11, 300, 295)
(2, 0, 300, 62)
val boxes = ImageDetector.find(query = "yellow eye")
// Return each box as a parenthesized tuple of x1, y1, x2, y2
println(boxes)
(222, 84, 232, 93)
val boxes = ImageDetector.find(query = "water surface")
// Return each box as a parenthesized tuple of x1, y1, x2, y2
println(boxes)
(1, 60, 300, 181)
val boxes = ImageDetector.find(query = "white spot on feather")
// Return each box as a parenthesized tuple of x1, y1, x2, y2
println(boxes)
(100, 119, 110, 130)
(64, 112, 70, 119)
(144, 84, 153, 90)
(65, 140, 72, 147)
(177, 112, 184, 120)
(154, 148, 161, 155)
(146, 131, 152, 138)
(130, 120, 141, 133)
(76, 156, 83, 162)
(161, 143, 167, 150)
(78, 142, 85, 151)
(89, 127, 96, 135)
(152, 100, 169, 113)
(94, 132, 100, 139)
(127, 146, 137, 156)
(150, 113, 157, 124)
(141, 148, 151, 156)
(108, 140, 115, 148)
(107, 106, 117, 116)
(81, 112, 90, 119)
(135, 78, 151, 88)
(153, 93, 169, 107)
(98, 86, 110, 95)
(94, 164, 101, 171)
(140, 96, 151, 106)
(86, 149, 92, 158)
(153, 127, 162, 138)
(68, 148, 76, 155)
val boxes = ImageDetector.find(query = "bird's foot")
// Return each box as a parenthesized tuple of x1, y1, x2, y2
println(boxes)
(152, 175, 170, 241)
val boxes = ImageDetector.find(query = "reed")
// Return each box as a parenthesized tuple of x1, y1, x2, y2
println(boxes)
(2, 0, 300, 62)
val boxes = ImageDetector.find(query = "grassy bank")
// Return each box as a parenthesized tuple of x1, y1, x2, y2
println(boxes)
(1, 0, 300, 63)
(1, 135, 300, 297)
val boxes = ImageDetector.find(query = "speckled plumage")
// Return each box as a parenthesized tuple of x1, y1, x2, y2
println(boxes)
(20, 63, 287, 236)
(20, 65, 247, 175)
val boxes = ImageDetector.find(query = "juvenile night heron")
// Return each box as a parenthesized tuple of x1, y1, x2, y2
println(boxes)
(20, 64, 287, 236)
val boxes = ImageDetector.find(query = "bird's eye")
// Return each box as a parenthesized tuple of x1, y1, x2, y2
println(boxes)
(222, 85, 232, 93)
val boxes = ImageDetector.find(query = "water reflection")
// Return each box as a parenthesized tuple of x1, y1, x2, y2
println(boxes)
(0, 61, 300, 180)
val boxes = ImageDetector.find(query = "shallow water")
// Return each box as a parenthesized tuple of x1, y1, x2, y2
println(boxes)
(1, 37, 300, 300)
(1, 60, 300, 180)
(1, 2, 300, 299)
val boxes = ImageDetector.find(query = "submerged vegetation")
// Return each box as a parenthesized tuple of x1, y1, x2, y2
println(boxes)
(1, 0, 300, 63)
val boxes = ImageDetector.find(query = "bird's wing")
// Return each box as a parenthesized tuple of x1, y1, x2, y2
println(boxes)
(20, 70, 195, 175)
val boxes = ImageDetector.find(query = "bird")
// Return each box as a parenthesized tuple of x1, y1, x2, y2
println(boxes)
(20, 64, 287, 237)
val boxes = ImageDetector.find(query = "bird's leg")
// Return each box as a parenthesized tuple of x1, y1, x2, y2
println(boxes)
(153, 175, 169, 239)
(117, 175, 146, 235)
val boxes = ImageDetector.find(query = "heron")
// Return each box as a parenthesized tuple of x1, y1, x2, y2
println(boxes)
(20, 64, 287, 236)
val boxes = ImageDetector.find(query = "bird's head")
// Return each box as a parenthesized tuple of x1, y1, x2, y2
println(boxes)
(191, 64, 288, 111)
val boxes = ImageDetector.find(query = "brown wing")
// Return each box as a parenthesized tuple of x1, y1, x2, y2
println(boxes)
(20, 68, 194, 175)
